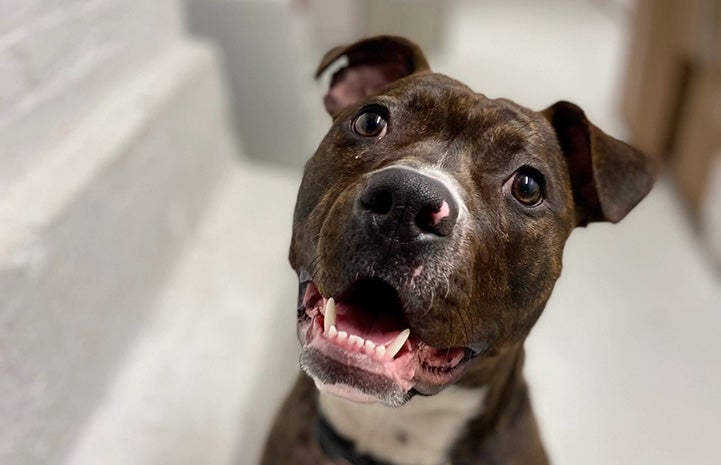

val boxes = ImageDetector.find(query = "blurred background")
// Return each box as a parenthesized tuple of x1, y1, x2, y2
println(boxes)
(0, 0, 719, 464)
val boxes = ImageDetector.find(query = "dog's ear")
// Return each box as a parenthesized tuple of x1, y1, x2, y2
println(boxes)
(315, 35, 430, 117)
(542, 101, 658, 225)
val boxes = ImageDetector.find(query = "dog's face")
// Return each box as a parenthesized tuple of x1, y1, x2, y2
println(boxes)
(291, 37, 656, 406)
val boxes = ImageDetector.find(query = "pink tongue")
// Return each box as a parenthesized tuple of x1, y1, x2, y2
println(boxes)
(334, 301, 405, 346)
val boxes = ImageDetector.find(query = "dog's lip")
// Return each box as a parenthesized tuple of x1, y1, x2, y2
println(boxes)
(297, 278, 476, 398)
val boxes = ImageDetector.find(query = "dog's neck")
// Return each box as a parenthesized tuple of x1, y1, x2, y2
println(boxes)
(319, 385, 487, 465)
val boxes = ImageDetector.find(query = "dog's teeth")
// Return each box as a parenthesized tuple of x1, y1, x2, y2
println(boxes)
(337, 331, 348, 342)
(323, 298, 336, 333)
(386, 329, 411, 359)
(375, 345, 386, 358)
(328, 325, 338, 338)
(348, 335, 362, 347)
(364, 340, 376, 353)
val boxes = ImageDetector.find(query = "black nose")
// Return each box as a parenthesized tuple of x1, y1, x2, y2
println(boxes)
(358, 167, 459, 242)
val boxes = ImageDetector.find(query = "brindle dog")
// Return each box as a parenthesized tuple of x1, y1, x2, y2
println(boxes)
(261, 36, 656, 465)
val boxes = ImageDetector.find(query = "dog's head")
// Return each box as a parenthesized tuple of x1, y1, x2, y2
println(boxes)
(291, 36, 657, 406)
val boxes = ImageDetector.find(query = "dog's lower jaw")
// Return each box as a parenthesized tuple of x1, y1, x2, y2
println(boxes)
(300, 346, 413, 406)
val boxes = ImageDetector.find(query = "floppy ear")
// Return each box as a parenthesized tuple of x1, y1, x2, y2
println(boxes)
(542, 101, 658, 225)
(315, 35, 431, 117)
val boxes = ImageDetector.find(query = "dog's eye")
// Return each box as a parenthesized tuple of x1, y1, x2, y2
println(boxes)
(352, 110, 388, 138)
(511, 169, 544, 206)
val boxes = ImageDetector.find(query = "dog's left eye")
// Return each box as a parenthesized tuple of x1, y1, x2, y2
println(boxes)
(352, 110, 388, 138)
(511, 169, 544, 206)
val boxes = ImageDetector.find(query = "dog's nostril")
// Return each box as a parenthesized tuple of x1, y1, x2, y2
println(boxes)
(361, 188, 393, 215)
(416, 201, 453, 236)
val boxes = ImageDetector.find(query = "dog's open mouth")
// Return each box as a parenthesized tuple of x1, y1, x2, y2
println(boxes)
(297, 277, 474, 406)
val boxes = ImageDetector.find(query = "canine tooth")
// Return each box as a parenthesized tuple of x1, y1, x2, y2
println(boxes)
(328, 325, 338, 338)
(337, 331, 348, 342)
(323, 298, 336, 332)
(375, 345, 386, 358)
(364, 340, 376, 353)
(386, 329, 410, 359)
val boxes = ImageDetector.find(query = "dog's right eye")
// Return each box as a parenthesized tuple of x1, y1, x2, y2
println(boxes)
(352, 110, 388, 138)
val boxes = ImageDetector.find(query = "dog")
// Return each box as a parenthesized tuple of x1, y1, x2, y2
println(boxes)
(260, 36, 657, 465)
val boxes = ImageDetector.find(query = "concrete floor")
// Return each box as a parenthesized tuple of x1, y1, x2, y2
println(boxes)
(66, 1, 721, 464)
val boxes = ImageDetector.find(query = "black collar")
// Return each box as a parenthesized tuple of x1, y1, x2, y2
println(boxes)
(317, 413, 395, 465)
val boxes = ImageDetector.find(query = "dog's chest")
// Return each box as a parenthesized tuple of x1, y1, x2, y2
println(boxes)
(319, 386, 487, 465)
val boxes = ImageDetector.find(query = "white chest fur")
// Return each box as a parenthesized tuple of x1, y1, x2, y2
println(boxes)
(319, 386, 487, 465)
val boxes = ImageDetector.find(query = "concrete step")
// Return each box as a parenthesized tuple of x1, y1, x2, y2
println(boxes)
(0, 40, 237, 465)
(64, 162, 301, 465)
